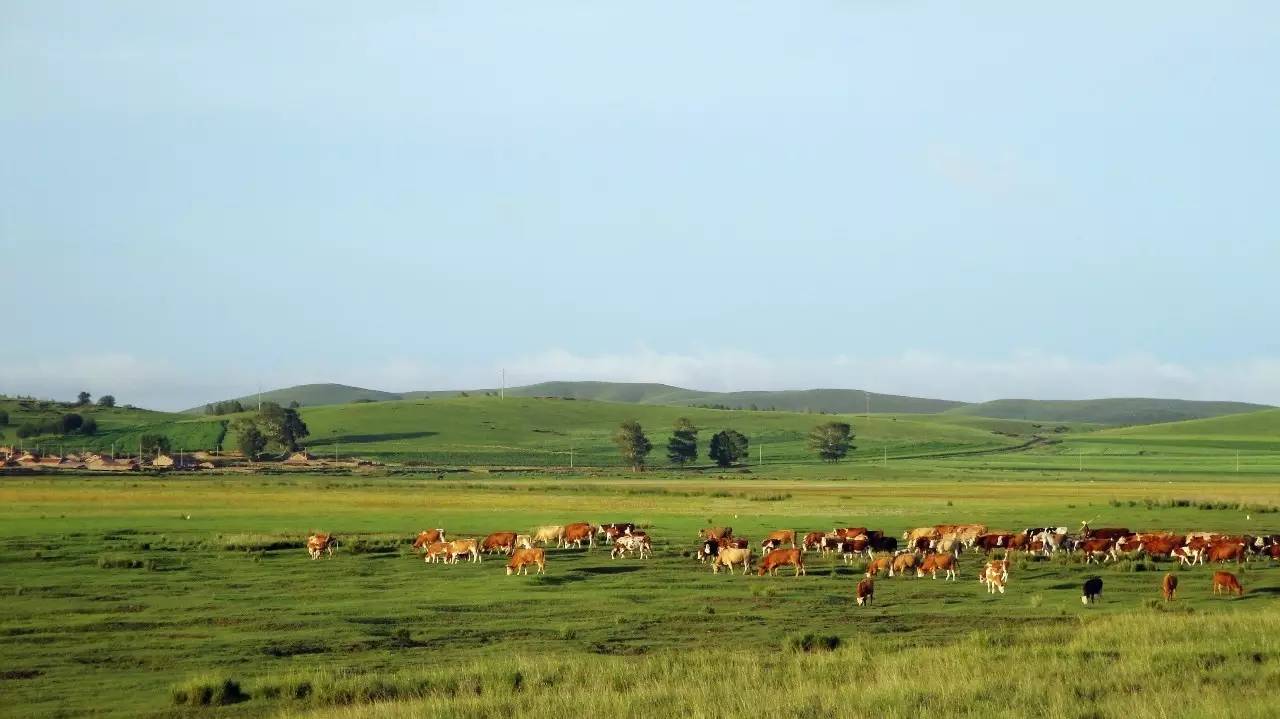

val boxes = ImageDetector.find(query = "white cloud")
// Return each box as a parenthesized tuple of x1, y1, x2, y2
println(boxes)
(4, 349, 1280, 411)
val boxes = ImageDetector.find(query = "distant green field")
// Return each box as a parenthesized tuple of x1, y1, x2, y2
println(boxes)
(2, 463, 1279, 718)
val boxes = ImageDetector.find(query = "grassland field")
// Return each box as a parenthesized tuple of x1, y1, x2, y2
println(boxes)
(4, 452, 1280, 718)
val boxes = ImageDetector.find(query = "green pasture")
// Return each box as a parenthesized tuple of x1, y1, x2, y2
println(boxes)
(2, 466, 1280, 718)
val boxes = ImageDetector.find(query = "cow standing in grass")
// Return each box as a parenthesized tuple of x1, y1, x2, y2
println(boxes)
(1081, 577, 1103, 605)
(855, 578, 874, 607)
(307, 533, 337, 560)
(758, 548, 805, 577)
(1212, 571, 1243, 597)
(506, 548, 546, 575)
(712, 547, 752, 575)
(1162, 573, 1178, 601)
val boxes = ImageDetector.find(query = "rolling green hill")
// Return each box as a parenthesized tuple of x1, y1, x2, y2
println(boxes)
(0, 397, 226, 455)
(195, 381, 964, 414)
(944, 397, 1270, 426)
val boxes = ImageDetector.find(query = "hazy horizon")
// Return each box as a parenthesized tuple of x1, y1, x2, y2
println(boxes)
(5, 2, 1278, 410)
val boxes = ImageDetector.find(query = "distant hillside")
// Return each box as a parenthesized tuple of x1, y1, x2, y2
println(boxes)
(185, 384, 402, 413)
(945, 398, 1271, 426)
(196, 381, 964, 415)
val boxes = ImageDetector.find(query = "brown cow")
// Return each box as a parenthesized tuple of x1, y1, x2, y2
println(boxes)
(506, 548, 546, 575)
(1080, 538, 1114, 564)
(758, 548, 805, 577)
(718, 536, 750, 549)
(699, 527, 733, 541)
(1206, 541, 1245, 564)
(1135, 535, 1184, 559)
(917, 553, 958, 581)
(1080, 524, 1131, 541)
(1212, 571, 1243, 597)
(1162, 573, 1178, 601)
(979, 560, 1009, 594)
(563, 523, 595, 549)
(974, 533, 1015, 552)
(865, 556, 892, 578)
(446, 538, 480, 563)
(802, 531, 825, 553)
(482, 532, 518, 556)
(762, 530, 796, 549)
(306, 533, 337, 560)
(855, 577, 874, 606)
(412, 529, 446, 549)
(889, 553, 918, 577)
(835, 527, 868, 539)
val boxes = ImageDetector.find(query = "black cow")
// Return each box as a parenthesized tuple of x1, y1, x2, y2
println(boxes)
(1082, 577, 1103, 605)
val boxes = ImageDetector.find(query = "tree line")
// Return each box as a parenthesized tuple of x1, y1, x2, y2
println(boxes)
(612, 418, 855, 471)
(229, 402, 310, 459)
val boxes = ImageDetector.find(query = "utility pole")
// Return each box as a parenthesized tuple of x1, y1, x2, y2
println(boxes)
(569, 444, 574, 469)
(1236, 450, 1240, 473)
(865, 390, 870, 422)
(883, 446, 887, 467)
(501, 369, 505, 400)
(758, 443, 763, 466)
(257, 383, 262, 412)
(1079, 449, 1083, 472)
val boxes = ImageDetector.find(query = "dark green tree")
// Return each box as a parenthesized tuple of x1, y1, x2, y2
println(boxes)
(76, 391, 91, 406)
(0, 409, 8, 426)
(232, 419, 268, 460)
(613, 419, 653, 471)
(807, 421, 855, 462)
(97, 395, 116, 408)
(708, 429, 749, 467)
(139, 433, 171, 456)
(80, 417, 98, 435)
(258, 403, 310, 451)
(666, 417, 698, 466)
(60, 413, 84, 434)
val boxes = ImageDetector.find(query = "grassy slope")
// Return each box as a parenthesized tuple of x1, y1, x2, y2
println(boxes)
(293, 396, 1039, 465)
(947, 397, 1271, 425)
(2, 469, 1279, 718)
(184, 384, 403, 413)
(0, 398, 225, 455)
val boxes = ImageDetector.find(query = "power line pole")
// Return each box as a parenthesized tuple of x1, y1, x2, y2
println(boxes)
(865, 390, 870, 422)
(501, 369, 505, 399)
(883, 446, 887, 467)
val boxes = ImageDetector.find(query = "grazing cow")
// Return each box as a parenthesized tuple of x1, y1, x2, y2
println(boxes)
(506, 548, 546, 575)
(933, 536, 964, 557)
(412, 529, 446, 549)
(1206, 541, 1246, 564)
(762, 538, 783, 552)
(1081, 577, 1103, 605)
(699, 538, 720, 563)
(447, 538, 480, 563)
(762, 530, 796, 549)
(917, 553, 958, 581)
(514, 534, 533, 550)
(699, 527, 733, 541)
(904, 527, 940, 544)
(979, 560, 1009, 594)
(1162, 573, 1178, 602)
(802, 531, 826, 553)
(1212, 571, 1243, 597)
(423, 541, 449, 563)
(712, 547, 753, 575)
(611, 533, 651, 559)
(889, 552, 918, 577)
(837, 537, 872, 564)
(563, 523, 595, 549)
(1269, 543, 1280, 561)
(306, 533, 337, 560)
(855, 578, 874, 607)
(1135, 535, 1183, 559)
(865, 556, 893, 578)
(758, 548, 806, 577)
(719, 536, 750, 549)
(532, 525, 565, 547)
(482, 532, 518, 556)
(974, 533, 1014, 552)
(912, 537, 934, 554)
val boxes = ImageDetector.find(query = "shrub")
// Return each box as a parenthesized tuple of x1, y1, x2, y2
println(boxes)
(785, 633, 841, 653)
(172, 675, 247, 706)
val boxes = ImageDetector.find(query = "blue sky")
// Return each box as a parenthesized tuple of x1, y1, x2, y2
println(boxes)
(3, 2, 1279, 410)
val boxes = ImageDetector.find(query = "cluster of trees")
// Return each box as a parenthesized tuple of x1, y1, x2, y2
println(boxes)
(14, 413, 98, 439)
(73, 391, 115, 408)
(204, 400, 246, 416)
(229, 402, 310, 459)
(613, 418, 856, 471)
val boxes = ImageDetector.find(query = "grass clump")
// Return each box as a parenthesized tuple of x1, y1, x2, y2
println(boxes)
(786, 633, 841, 653)
(171, 675, 247, 706)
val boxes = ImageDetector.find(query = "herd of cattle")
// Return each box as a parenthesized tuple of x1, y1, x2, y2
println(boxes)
(305, 520, 1269, 601)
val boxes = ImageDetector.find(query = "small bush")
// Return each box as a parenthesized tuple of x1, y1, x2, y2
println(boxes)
(97, 555, 145, 569)
(172, 676, 247, 706)
(786, 633, 841, 653)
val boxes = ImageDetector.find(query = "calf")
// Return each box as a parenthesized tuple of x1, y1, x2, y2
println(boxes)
(712, 547, 753, 575)
(1162, 573, 1178, 602)
(506, 548, 546, 575)
(758, 548, 805, 577)
(855, 578, 874, 607)
(917, 553, 958, 581)
(1212, 571, 1243, 597)
(979, 560, 1009, 594)
(1081, 577, 1103, 605)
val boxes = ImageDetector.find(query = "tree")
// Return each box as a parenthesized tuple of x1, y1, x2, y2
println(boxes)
(808, 421, 855, 462)
(76, 391, 91, 406)
(60, 413, 84, 434)
(97, 395, 116, 408)
(139, 433, 171, 456)
(613, 420, 653, 471)
(0, 409, 8, 426)
(666, 417, 698, 466)
(708, 429, 749, 467)
(80, 417, 98, 435)
(258, 403, 310, 451)
(232, 419, 268, 460)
